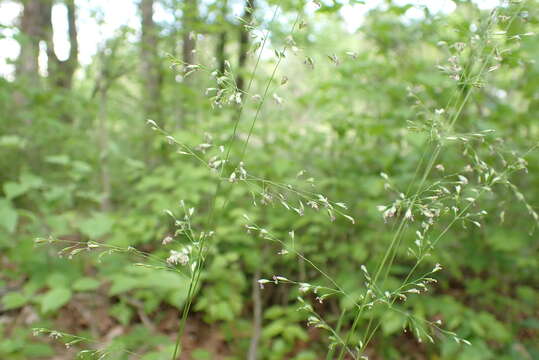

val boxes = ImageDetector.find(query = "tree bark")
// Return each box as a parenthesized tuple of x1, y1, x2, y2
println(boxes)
(98, 87, 111, 212)
(61, 0, 79, 88)
(140, 0, 162, 123)
(236, 0, 255, 92)
(179, 0, 198, 126)
(16, 0, 49, 82)
(182, 0, 198, 66)
(216, 31, 227, 75)
(247, 267, 262, 360)
(44, 0, 78, 89)
(215, 0, 228, 75)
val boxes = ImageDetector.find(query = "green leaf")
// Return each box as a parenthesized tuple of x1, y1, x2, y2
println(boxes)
(110, 302, 133, 325)
(0, 135, 25, 148)
(108, 275, 141, 295)
(72, 160, 92, 174)
(44, 185, 72, 202)
(40, 287, 72, 313)
(381, 311, 406, 335)
(22, 343, 55, 357)
(3, 182, 28, 199)
(73, 277, 101, 292)
(262, 319, 287, 339)
(46, 273, 69, 288)
(0, 198, 18, 233)
(79, 213, 114, 239)
(20, 172, 44, 188)
(191, 349, 212, 360)
(45, 154, 70, 165)
(2, 292, 28, 310)
(283, 325, 308, 342)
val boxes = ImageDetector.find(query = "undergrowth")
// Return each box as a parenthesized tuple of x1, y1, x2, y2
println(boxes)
(33, 1, 538, 359)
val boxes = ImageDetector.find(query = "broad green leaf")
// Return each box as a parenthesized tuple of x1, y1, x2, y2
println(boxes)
(19, 172, 44, 188)
(72, 160, 92, 173)
(73, 277, 101, 291)
(45, 154, 70, 165)
(3, 182, 28, 199)
(110, 302, 133, 325)
(46, 273, 69, 288)
(2, 292, 28, 310)
(44, 185, 73, 202)
(0, 198, 18, 233)
(108, 275, 141, 295)
(40, 287, 72, 313)
(191, 349, 212, 360)
(381, 310, 406, 335)
(283, 325, 308, 342)
(21, 343, 55, 357)
(79, 213, 114, 239)
(0, 135, 25, 148)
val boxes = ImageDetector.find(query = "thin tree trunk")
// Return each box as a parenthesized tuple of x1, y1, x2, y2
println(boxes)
(216, 32, 227, 75)
(43, 0, 78, 89)
(182, 0, 198, 66)
(215, 0, 228, 75)
(140, 0, 162, 123)
(247, 268, 262, 360)
(43, 0, 55, 77)
(165, 0, 182, 58)
(92, 36, 129, 211)
(61, 0, 78, 88)
(237, 0, 255, 92)
(16, 0, 48, 82)
(180, 0, 198, 126)
(98, 86, 111, 212)
(15, 0, 51, 109)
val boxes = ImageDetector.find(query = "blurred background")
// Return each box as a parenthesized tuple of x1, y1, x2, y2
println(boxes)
(0, 0, 538, 359)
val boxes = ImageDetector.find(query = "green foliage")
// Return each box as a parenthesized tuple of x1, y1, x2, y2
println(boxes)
(1, 0, 538, 359)
(0, 198, 18, 233)
(40, 288, 73, 314)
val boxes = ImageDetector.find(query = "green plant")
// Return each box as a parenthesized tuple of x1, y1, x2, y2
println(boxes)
(2, 0, 538, 359)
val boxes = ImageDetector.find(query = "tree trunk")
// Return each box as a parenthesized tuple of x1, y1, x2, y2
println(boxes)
(92, 35, 130, 211)
(236, 0, 255, 92)
(182, 0, 198, 66)
(247, 267, 262, 360)
(98, 86, 111, 212)
(216, 32, 227, 75)
(17, 0, 78, 88)
(140, 0, 162, 123)
(44, 0, 78, 89)
(215, 0, 228, 75)
(60, 0, 79, 88)
(16, 0, 49, 82)
(179, 0, 198, 126)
